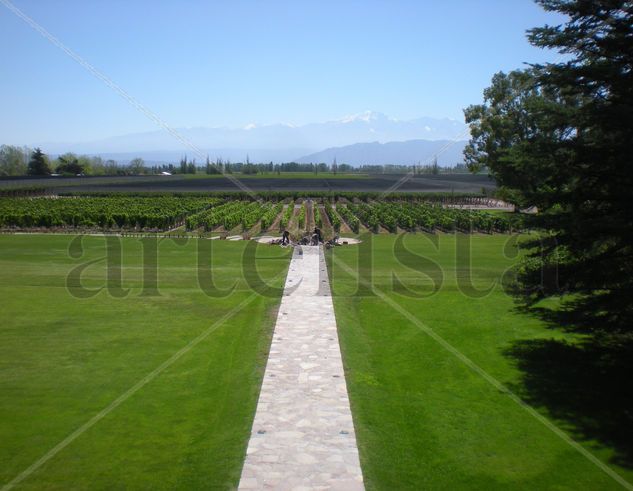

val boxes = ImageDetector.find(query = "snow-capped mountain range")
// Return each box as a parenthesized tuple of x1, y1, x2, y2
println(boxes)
(39, 111, 469, 164)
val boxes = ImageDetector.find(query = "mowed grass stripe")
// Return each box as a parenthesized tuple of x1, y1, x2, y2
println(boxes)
(1, 294, 257, 491)
(331, 253, 631, 490)
(328, 234, 633, 490)
(0, 235, 290, 489)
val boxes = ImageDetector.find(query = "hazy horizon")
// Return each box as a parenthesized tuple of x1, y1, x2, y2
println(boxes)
(1, 0, 567, 148)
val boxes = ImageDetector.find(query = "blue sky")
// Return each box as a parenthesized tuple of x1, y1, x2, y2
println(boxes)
(0, 0, 567, 145)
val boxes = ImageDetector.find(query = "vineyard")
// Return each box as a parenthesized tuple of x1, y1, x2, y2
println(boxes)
(0, 196, 217, 230)
(185, 201, 283, 232)
(0, 196, 521, 235)
(345, 201, 514, 233)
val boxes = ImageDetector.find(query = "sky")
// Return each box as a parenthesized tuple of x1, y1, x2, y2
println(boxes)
(0, 0, 568, 145)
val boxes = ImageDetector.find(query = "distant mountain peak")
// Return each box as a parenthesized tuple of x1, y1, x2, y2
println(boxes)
(338, 110, 391, 124)
(37, 112, 469, 164)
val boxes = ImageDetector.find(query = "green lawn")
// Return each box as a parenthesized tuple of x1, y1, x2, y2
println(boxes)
(3, 233, 630, 490)
(0, 235, 290, 489)
(327, 234, 633, 490)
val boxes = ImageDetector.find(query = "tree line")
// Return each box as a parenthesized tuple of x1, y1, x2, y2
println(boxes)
(0, 145, 474, 177)
(0, 146, 152, 177)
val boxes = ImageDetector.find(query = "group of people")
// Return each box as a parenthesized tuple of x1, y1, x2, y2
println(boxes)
(275, 227, 339, 247)
(294, 227, 322, 246)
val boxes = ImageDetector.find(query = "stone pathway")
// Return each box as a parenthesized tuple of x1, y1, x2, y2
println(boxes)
(239, 245, 364, 490)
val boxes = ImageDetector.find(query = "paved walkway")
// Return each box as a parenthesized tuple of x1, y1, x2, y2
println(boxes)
(239, 245, 364, 490)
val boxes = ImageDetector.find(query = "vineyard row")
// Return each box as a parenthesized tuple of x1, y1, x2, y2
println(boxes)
(0, 197, 521, 234)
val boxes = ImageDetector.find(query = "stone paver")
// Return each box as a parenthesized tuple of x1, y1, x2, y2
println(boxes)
(239, 245, 364, 490)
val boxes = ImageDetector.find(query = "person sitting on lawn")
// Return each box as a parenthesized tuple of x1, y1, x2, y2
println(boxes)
(314, 227, 322, 243)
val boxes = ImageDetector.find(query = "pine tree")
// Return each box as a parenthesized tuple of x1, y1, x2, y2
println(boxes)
(465, 0, 633, 330)
(27, 148, 50, 175)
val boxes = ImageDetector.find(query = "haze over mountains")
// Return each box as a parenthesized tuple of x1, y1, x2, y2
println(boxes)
(40, 111, 469, 165)
(297, 140, 467, 166)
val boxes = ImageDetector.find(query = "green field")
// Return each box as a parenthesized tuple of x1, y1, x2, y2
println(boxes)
(327, 234, 632, 490)
(0, 235, 290, 489)
(2, 232, 631, 490)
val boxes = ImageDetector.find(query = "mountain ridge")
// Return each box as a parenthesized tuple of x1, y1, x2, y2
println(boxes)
(35, 111, 469, 164)
(296, 139, 468, 166)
